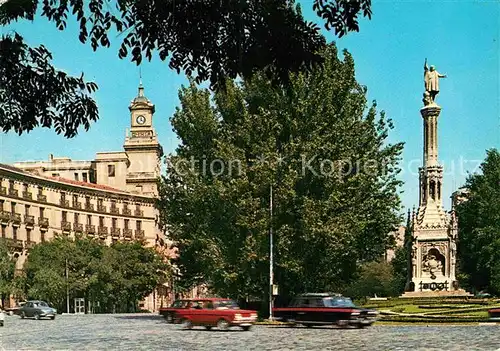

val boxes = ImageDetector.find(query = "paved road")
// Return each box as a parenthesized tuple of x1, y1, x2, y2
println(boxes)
(1, 314, 500, 350)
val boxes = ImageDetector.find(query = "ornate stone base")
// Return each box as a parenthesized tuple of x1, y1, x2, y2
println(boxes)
(400, 289, 473, 298)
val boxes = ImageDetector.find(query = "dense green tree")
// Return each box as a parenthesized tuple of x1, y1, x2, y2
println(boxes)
(0, 239, 16, 307)
(22, 236, 169, 312)
(346, 261, 398, 299)
(1, 0, 372, 137)
(158, 44, 404, 304)
(456, 149, 500, 294)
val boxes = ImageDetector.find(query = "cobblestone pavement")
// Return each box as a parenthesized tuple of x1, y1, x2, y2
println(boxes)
(1, 314, 500, 351)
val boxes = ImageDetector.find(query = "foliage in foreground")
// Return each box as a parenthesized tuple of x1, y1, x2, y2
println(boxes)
(21, 236, 170, 313)
(158, 44, 404, 304)
(456, 149, 500, 295)
(0, 0, 372, 137)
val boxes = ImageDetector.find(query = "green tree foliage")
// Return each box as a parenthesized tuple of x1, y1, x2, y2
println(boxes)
(0, 239, 16, 307)
(456, 149, 500, 294)
(347, 261, 398, 299)
(158, 44, 404, 302)
(23, 236, 169, 312)
(0, 0, 372, 136)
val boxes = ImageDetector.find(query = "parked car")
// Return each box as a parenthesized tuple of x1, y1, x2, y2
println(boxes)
(173, 298, 258, 331)
(488, 308, 500, 322)
(0, 307, 5, 326)
(18, 300, 57, 320)
(273, 293, 378, 328)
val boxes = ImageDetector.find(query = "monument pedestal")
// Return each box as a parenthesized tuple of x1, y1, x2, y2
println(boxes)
(401, 290, 472, 298)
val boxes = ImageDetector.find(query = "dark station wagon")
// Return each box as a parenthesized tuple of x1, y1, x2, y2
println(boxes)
(273, 293, 378, 328)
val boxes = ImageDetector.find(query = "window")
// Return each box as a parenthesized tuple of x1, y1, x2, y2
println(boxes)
(73, 195, 78, 205)
(74, 173, 79, 181)
(13, 226, 17, 240)
(82, 173, 88, 182)
(136, 220, 142, 231)
(0, 200, 4, 211)
(86, 196, 91, 206)
(61, 192, 66, 201)
(112, 218, 117, 228)
(108, 164, 115, 177)
(9, 180, 14, 190)
(23, 183, 28, 192)
(27, 229, 31, 242)
(38, 186, 43, 195)
(10, 202, 16, 213)
(40, 207, 45, 218)
(74, 213, 79, 224)
(99, 216, 104, 227)
(52, 173, 59, 177)
(98, 198, 103, 207)
(1, 225, 5, 238)
(87, 215, 92, 225)
(124, 219, 129, 229)
(25, 205, 30, 215)
(62, 211, 68, 222)
(41, 231, 45, 242)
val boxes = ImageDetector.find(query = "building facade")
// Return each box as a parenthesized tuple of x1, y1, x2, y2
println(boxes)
(0, 83, 173, 311)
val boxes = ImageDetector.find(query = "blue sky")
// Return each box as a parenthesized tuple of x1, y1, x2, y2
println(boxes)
(1, 1, 499, 214)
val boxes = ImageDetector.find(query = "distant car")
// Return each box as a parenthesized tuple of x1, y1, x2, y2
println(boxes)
(488, 308, 500, 322)
(173, 298, 258, 331)
(0, 308, 5, 326)
(18, 300, 57, 320)
(273, 293, 379, 328)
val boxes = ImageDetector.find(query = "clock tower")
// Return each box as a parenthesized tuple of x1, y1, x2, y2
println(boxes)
(123, 82, 162, 196)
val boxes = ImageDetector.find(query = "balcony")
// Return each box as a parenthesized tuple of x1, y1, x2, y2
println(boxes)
(4, 238, 23, 250)
(122, 208, 131, 216)
(111, 227, 121, 238)
(97, 205, 107, 213)
(8, 188, 18, 197)
(37, 194, 47, 202)
(135, 229, 145, 240)
(98, 226, 108, 235)
(60, 199, 69, 207)
(24, 215, 35, 227)
(134, 210, 144, 217)
(110, 206, 119, 215)
(38, 217, 49, 228)
(11, 213, 21, 226)
(0, 187, 6, 195)
(85, 224, 96, 235)
(123, 228, 133, 240)
(72, 201, 82, 210)
(74, 223, 84, 233)
(85, 203, 94, 211)
(22, 191, 32, 200)
(0, 211, 10, 224)
(61, 221, 72, 232)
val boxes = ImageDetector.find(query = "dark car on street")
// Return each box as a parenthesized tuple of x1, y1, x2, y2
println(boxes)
(18, 300, 57, 320)
(273, 293, 378, 328)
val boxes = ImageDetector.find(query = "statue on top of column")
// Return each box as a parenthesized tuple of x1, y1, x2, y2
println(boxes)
(423, 58, 447, 105)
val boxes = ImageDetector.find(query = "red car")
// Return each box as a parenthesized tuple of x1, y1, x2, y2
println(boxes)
(167, 298, 257, 331)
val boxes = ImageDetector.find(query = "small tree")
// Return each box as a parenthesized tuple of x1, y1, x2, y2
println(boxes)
(0, 240, 15, 307)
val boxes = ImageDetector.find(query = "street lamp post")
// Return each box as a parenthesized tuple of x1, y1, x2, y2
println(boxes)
(269, 184, 274, 320)
(65, 258, 70, 314)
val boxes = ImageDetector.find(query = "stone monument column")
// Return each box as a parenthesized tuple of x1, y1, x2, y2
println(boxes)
(402, 60, 469, 297)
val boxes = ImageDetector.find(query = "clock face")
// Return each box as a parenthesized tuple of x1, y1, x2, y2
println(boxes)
(136, 115, 146, 125)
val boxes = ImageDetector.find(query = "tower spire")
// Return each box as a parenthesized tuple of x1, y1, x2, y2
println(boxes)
(138, 68, 144, 97)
